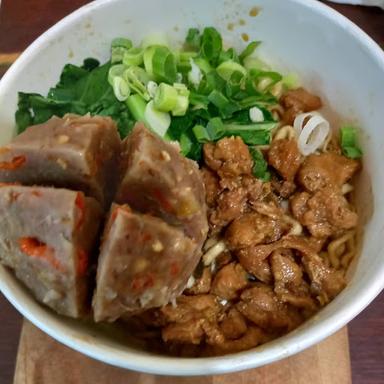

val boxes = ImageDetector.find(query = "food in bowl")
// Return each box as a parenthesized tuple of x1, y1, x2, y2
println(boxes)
(0, 27, 363, 356)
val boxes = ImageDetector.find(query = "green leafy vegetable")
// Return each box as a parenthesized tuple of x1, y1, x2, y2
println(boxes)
(340, 126, 363, 159)
(185, 28, 201, 51)
(249, 147, 271, 181)
(239, 41, 261, 62)
(15, 60, 134, 136)
(200, 27, 222, 65)
(111, 37, 133, 64)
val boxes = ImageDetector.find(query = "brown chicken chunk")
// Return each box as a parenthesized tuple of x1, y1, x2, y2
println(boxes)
(220, 308, 248, 340)
(161, 294, 222, 324)
(207, 326, 268, 355)
(303, 254, 346, 302)
(238, 236, 318, 262)
(162, 319, 206, 345)
(203, 137, 253, 178)
(211, 263, 248, 300)
(209, 187, 248, 231)
(290, 188, 358, 238)
(226, 212, 284, 249)
(185, 267, 212, 295)
(268, 139, 302, 181)
(237, 285, 303, 331)
(271, 251, 317, 310)
(280, 87, 322, 125)
(297, 153, 360, 193)
(201, 167, 220, 207)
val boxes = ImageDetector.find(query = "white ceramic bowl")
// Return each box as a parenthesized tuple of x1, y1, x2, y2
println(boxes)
(0, 0, 383, 376)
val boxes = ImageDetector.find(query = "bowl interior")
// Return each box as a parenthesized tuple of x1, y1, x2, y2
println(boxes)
(0, 0, 384, 376)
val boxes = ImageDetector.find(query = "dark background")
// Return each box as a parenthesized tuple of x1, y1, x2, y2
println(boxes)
(0, 1, 383, 383)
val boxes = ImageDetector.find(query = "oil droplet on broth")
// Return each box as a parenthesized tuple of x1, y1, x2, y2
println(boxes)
(249, 6, 260, 17)
(241, 33, 249, 42)
(239, 18, 246, 26)
(227, 22, 235, 31)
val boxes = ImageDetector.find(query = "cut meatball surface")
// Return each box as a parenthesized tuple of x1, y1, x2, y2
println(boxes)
(0, 185, 102, 318)
(115, 123, 208, 249)
(93, 204, 197, 322)
(0, 115, 121, 207)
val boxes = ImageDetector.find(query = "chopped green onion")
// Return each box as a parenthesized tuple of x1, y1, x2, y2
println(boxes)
(206, 117, 225, 140)
(216, 60, 247, 81)
(172, 83, 190, 116)
(123, 47, 144, 67)
(200, 27, 222, 64)
(223, 122, 275, 145)
(112, 77, 130, 101)
(282, 73, 300, 90)
(141, 33, 169, 49)
(147, 80, 158, 98)
(340, 126, 363, 159)
(189, 92, 209, 108)
(126, 94, 147, 122)
(243, 56, 269, 71)
(219, 48, 239, 64)
(179, 133, 193, 156)
(193, 124, 211, 143)
(111, 37, 133, 64)
(208, 90, 240, 118)
(239, 41, 261, 62)
(112, 38, 133, 49)
(188, 58, 203, 88)
(249, 147, 271, 181)
(123, 66, 151, 100)
(185, 28, 201, 51)
(193, 57, 213, 74)
(154, 83, 178, 112)
(143, 45, 177, 83)
(144, 100, 171, 137)
(108, 64, 126, 86)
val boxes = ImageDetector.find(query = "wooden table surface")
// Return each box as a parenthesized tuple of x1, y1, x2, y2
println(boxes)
(0, 1, 383, 383)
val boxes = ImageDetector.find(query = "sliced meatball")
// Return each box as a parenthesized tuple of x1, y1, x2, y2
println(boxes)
(225, 212, 284, 249)
(297, 152, 360, 193)
(280, 87, 322, 125)
(203, 137, 253, 178)
(0, 115, 121, 207)
(290, 188, 358, 238)
(200, 167, 221, 207)
(93, 204, 196, 322)
(115, 123, 208, 251)
(0, 185, 102, 318)
(268, 139, 302, 180)
(211, 263, 248, 300)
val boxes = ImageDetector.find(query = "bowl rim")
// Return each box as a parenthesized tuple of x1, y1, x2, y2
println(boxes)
(1, 0, 384, 376)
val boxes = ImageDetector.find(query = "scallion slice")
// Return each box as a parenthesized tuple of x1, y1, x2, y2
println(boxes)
(340, 126, 363, 159)
(154, 83, 178, 112)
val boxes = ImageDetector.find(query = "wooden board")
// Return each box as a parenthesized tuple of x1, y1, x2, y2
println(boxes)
(14, 320, 351, 384)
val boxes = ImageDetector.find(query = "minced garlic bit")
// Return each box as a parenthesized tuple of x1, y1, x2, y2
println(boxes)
(152, 240, 164, 252)
(57, 134, 69, 144)
(202, 240, 227, 266)
(160, 150, 171, 162)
